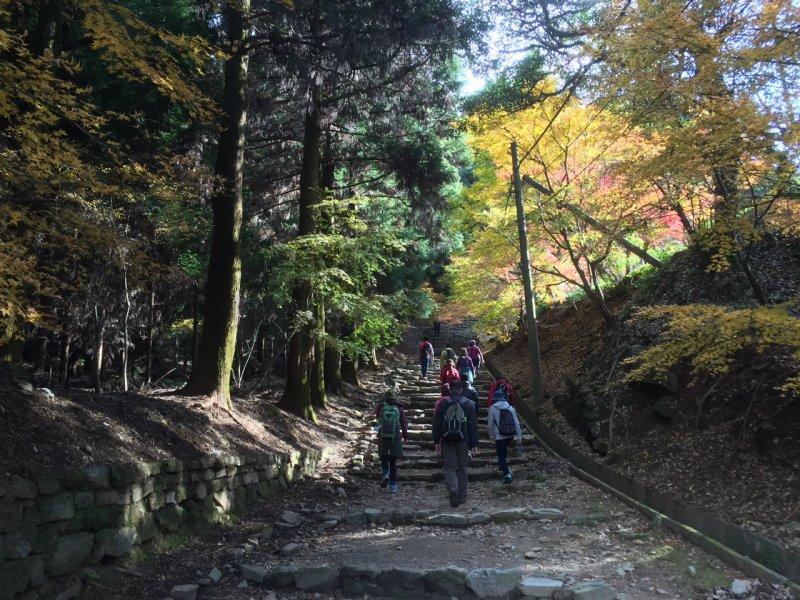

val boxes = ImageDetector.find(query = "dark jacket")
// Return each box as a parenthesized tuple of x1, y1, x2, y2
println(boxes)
(456, 355, 475, 376)
(461, 383, 479, 405)
(432, 394, 479, 448)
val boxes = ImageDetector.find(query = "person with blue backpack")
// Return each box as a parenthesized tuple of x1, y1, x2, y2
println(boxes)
(456, 348, 475, 385)
(375, 389, 408, 493)
(432, 380, 479, 507)
(487, 388, 523, 484)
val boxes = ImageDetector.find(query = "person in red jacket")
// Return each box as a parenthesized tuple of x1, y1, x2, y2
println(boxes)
(440, 359, 460, 386)
(488, 378, 517, 407)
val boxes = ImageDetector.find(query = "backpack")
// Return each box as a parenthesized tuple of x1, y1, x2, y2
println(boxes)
(442, 400, 467, 442)
(379, 403, 400, 440)
(497, 407, 517, 437)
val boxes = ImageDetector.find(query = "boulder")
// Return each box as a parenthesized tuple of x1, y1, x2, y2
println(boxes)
(570, 580, 616, 600)
(264, 565, 298, 587)
(519, 576, 564, 597)
(466, 568, 522, 598)
(295, 566, 340, 592)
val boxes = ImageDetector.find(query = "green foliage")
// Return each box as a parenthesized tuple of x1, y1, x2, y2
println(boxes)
(626, 303, 800, 395)
(463, 53, 547, 115)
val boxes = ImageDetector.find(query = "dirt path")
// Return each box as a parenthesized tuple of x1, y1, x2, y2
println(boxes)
(83, 322, 794, 600)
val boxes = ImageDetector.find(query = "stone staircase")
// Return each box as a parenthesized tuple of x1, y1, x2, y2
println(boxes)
(348, 321, 535, 484)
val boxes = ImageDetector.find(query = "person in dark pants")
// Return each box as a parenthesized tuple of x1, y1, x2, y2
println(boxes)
(418, 336, 434, 378)
(375, 389, 408, 493)
(432, 380, 479, 507)
(487, 388, 522, 483)
(433, 320, 442, 339)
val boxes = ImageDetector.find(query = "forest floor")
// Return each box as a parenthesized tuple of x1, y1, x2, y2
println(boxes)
(0, 363, 356, 477)
(489, 239, 800, 548)
(73, 321, 793, 600)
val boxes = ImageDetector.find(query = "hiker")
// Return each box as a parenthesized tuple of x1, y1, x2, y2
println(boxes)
(456, 348, 475, 385)
(433, 320, 442, 340)
(418, 336, 434, 378)
(488, 377, 517, 407)
(487, 388, 523, 483)
(439, 346, 456, 370)
(432, 380, 479, 507)
(440, 359, 460, 385)
(375, 389, 408, 493)
(467, 340, 484, 371)
(461, 379, 479, 406)
(434, 383, 450, 413)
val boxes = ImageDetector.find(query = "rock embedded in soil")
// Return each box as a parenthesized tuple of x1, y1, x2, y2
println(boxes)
(280, 542, 301, 557)
(240, 564, 269, 583)
(169, 584, 199, 600)
(295, 565, 340, 592)
(280, 510, 304, 526)
(570, 580, 616, 600)
(519, 576, 564, 597)
(466, 568, 522, 598)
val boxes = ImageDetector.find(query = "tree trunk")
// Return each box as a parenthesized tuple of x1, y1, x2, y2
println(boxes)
(183, 0, 250, 410)
(511, 141, 545, 403)
(92, 321, 105, 395)
(310, 301, 326, 409)
(282, 78, 322, 419)
(29, 0, 60, 56)
(324, 343, 343, 395)
(58, 333, 70, 386)
(191, 284, 200, 371)
(121, 265, 131, 392)
(145, 286, 155, 385)
(342, 355, 361, 387)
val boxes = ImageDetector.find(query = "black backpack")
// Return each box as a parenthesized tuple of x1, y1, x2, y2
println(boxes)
(497, 407, 517, 437)
(442, 399, 467, 443)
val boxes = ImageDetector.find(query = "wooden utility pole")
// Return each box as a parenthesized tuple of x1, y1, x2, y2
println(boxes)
(510, 140, 545, 403)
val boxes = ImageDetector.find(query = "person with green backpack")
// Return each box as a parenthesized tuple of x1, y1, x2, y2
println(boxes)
(432, 380, 479, 507)
(374, 389, 408, 493)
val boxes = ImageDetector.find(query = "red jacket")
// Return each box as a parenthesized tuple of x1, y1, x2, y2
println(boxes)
(440, 365, 460, 385)
(488, 379, 517, 407)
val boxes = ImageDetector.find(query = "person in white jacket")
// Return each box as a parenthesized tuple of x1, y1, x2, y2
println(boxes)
(486, 390, 523, 483)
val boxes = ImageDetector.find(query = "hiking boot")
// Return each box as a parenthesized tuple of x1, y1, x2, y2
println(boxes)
(389, 482, 399, 493)
(502, 473, 513, 484)
(449, 491, 459, 507)
(381, 471, 389, 488)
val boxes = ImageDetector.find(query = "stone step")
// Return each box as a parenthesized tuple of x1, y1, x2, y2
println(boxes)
(361, 455, 529, 469)
(236, 562, 611, 599)
(349, 467, 534, 482)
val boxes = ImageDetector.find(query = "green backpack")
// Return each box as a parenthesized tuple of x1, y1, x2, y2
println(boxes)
(443, 400, 467, 442)
(379, 404, 401, 440)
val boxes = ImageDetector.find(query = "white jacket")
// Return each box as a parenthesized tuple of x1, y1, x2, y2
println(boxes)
(487, 400, 522, 440)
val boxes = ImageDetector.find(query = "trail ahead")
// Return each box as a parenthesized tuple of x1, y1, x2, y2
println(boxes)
(89, 321, 776, 600)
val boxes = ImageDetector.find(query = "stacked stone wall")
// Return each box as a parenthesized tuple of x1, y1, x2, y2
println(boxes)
(0, 448, 327, 599)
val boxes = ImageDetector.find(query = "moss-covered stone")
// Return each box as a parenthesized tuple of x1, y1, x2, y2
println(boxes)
(0, 503, 23, 533)
(154, 505, 186, 533)
(47, 532, 94, 576)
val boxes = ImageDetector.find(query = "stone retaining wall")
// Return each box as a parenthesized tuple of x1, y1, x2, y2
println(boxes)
(0, 448, 328, 599)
